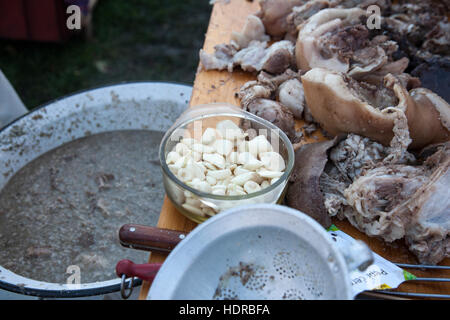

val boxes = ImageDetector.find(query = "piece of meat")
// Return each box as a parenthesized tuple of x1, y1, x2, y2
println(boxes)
(286, 138, 341, 227)
(199, 14, 294, 74)
(288, 132, 449, 264)
(245, 98, 299, 142)
(199, 43, 237, 71)
(200, 40, 295, 74)
(231, 15, 270, 50)
(329, 134, 389, 180)
(410, 56, 450, 103)
(285, 0, 331, 39)
(343, 165, 430, 242)
(381, 0, 449, 81)
(421, 20, 450, 55)
(239, 69, 308, 142)
(320, 134, 396, 218)
(302, 123, 318, 136)
(331, 0, 392, 11)
(257, 68, 300, 87)
(295, 8, 411, 82)
(276, 78, 305, 119)
(404, 145, 450, 264)
(239, 80, 273, 108)
(256, 0, 306, 38)
(318, 133, 414, 221)
(231, 41, 272, 72)
(240, 69, 309, 121)
(343, 143, 450, 264)
(259, 40, 296, 74)
(301, 68, 450, 149)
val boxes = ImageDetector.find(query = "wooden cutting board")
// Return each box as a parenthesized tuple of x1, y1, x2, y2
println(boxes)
(139, 0, 449, 300)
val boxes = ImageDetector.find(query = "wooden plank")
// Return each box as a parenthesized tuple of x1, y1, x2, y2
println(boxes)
(138, 0, 259, 299)
(139, 0, 449, 299)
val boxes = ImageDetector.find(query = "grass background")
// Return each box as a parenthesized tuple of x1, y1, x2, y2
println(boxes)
(0, 0, 212, 110)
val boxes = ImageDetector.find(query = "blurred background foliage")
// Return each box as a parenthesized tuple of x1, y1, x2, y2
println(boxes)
(0, 0, 211, 109)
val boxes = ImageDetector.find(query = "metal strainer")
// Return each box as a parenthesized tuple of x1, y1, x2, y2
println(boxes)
(139, 204, 373, 300)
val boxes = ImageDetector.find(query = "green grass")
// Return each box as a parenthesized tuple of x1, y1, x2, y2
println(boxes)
(0, 0, 211, 109)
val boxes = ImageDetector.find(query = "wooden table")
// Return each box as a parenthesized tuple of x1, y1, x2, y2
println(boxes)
(139, 0, 449, 300)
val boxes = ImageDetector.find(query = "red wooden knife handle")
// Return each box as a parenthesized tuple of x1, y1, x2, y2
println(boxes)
(116, 259, 162, 282)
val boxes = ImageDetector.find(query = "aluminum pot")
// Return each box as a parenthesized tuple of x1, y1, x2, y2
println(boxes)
(0, 82, 192, 298)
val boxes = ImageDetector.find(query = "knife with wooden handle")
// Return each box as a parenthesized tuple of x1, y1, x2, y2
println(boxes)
(118, 224, 187, 253)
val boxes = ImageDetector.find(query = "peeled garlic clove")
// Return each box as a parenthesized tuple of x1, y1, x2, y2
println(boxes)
(187, 177, 202, 187)
(192, 151, 202, 162)
(227, 190, 246, 196)
(234, 165, 250, 176)
(258, 170, 283, 179)
(201, 127, 219, 145)
(226, 163, 237, 172)
(166, 151, 181, 164)
(168, 164, 179, 175)
(226, 183, 246, 196)
(260, 152, 285, 172)
(174, 155, 188, 169)
(185, 197, 202, 207)
(175, 143, 190, 156)
(203, 161, 217, 170)
(180, 138, 196, 147)
(201, 207, 216, 216)
(238, 152, 256, 165)
(216, 119, 240, 131)
(185, 161, 206, 181)
(182, 203, 204, 216)
(227, 151, 239, 164)
(178, 168, 194, 182)
(206, 175, 217, 186)
(231, 172, 258, 186)
(221, 176, 232, 186)
(248, 135, 273, 158)
(207, 168, 232, 180)
(261, 180, 270, 189)
(271, 177, 280, 185)
(252, 172, 264, 184)
(192, 180, 212, 193)
(216, 120, 244, 140)
(203, 153, 226, 169)
(238, 140, 250, 153)
(213, 139, 234, 156)
(244, 180, 262, 194)
(243, 158, 263, 171)
(195, 161, 207, 173)
(211, 184, 227, 195)
(193, 143, 215, 154)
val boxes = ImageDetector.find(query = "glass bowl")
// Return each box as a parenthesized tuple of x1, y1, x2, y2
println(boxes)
(159, 103, 295, 224)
